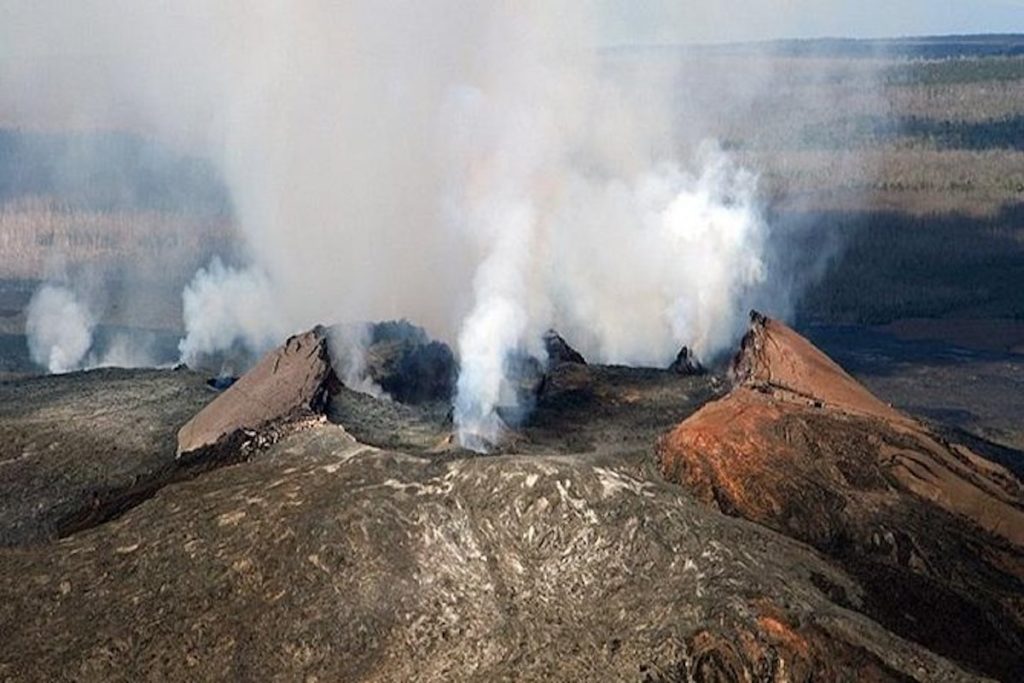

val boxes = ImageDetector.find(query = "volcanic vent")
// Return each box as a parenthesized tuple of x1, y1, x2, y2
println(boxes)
(176, 319, 725, 458)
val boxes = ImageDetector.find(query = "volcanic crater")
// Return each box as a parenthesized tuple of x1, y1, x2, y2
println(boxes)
(0, 314, 1021, 681)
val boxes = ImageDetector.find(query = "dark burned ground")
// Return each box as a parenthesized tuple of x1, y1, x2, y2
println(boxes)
(806, 323, 1024, 456)
(519, 364, 725, 455)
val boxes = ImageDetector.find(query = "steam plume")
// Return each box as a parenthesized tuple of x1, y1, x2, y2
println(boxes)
(177, 258, 285, 369)
(327, 323, 389, 400)
(2, 2, 890, 447)
(25, 284, 94, 374)
(25, 280, 164, 373)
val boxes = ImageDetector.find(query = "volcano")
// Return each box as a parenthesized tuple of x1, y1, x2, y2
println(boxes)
(0, 315, 1021, 680)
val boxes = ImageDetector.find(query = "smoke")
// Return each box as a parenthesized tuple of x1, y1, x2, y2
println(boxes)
(93, 333, 159, 370)
(448, 143, 769, 445)
(25, 284, 94, 374)
(177, 258, 286, 370)
(2, 2, 895, 447)
(550, 146, 767, 365)
(25, 280, 165, 373)
(327, 323, 388, 400)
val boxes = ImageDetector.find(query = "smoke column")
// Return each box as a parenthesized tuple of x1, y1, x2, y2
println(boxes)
(25, 279, 165, 373)
(327, 323, 389, 400)
(177, 258, 285, 369)
(1, 2, 886, 447)
(25, 284, 94, 374)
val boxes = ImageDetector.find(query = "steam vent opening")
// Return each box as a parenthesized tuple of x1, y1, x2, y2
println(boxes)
(322, 321, 713, 454)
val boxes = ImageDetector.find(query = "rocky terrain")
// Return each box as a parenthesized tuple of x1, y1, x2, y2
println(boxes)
(660, 313, 1024, 680)
(0, 318, 1021, 680)
(0, 367, 214, 546)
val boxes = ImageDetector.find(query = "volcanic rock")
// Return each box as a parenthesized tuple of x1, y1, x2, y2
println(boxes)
(543, 329, 586, 365)
(0, 425, 981, 681)
(0, 368, 215, 546)
(668, 345, 704, 375)
(177, 327, 339, 456)
(366, 321, 457, 404)
(659, 311, 1024, 680)
(728, 310, 902, 421)
(1, 319, 1019, 680)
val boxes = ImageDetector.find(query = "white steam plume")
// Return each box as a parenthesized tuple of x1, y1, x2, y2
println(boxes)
(91, 333, 159, 370)
(25, 281, 164, 373)
(550, 146, 767, 366)
(25, 284, 94, 374)
(177, 258, 286, 368)
(327, 323, 389, 400)
(1, 2, 889, 447)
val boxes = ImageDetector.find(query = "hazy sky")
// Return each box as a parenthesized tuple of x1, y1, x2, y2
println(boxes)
(599, 0, 1024, 46)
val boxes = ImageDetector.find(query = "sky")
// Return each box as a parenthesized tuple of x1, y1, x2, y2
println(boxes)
(3, 2, 1024, 57)
(598, 0, 1024, 46)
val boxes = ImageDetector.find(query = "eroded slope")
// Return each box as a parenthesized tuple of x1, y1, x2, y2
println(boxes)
(0, 368, 214, 546)
(659, 312, 1024, 679)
